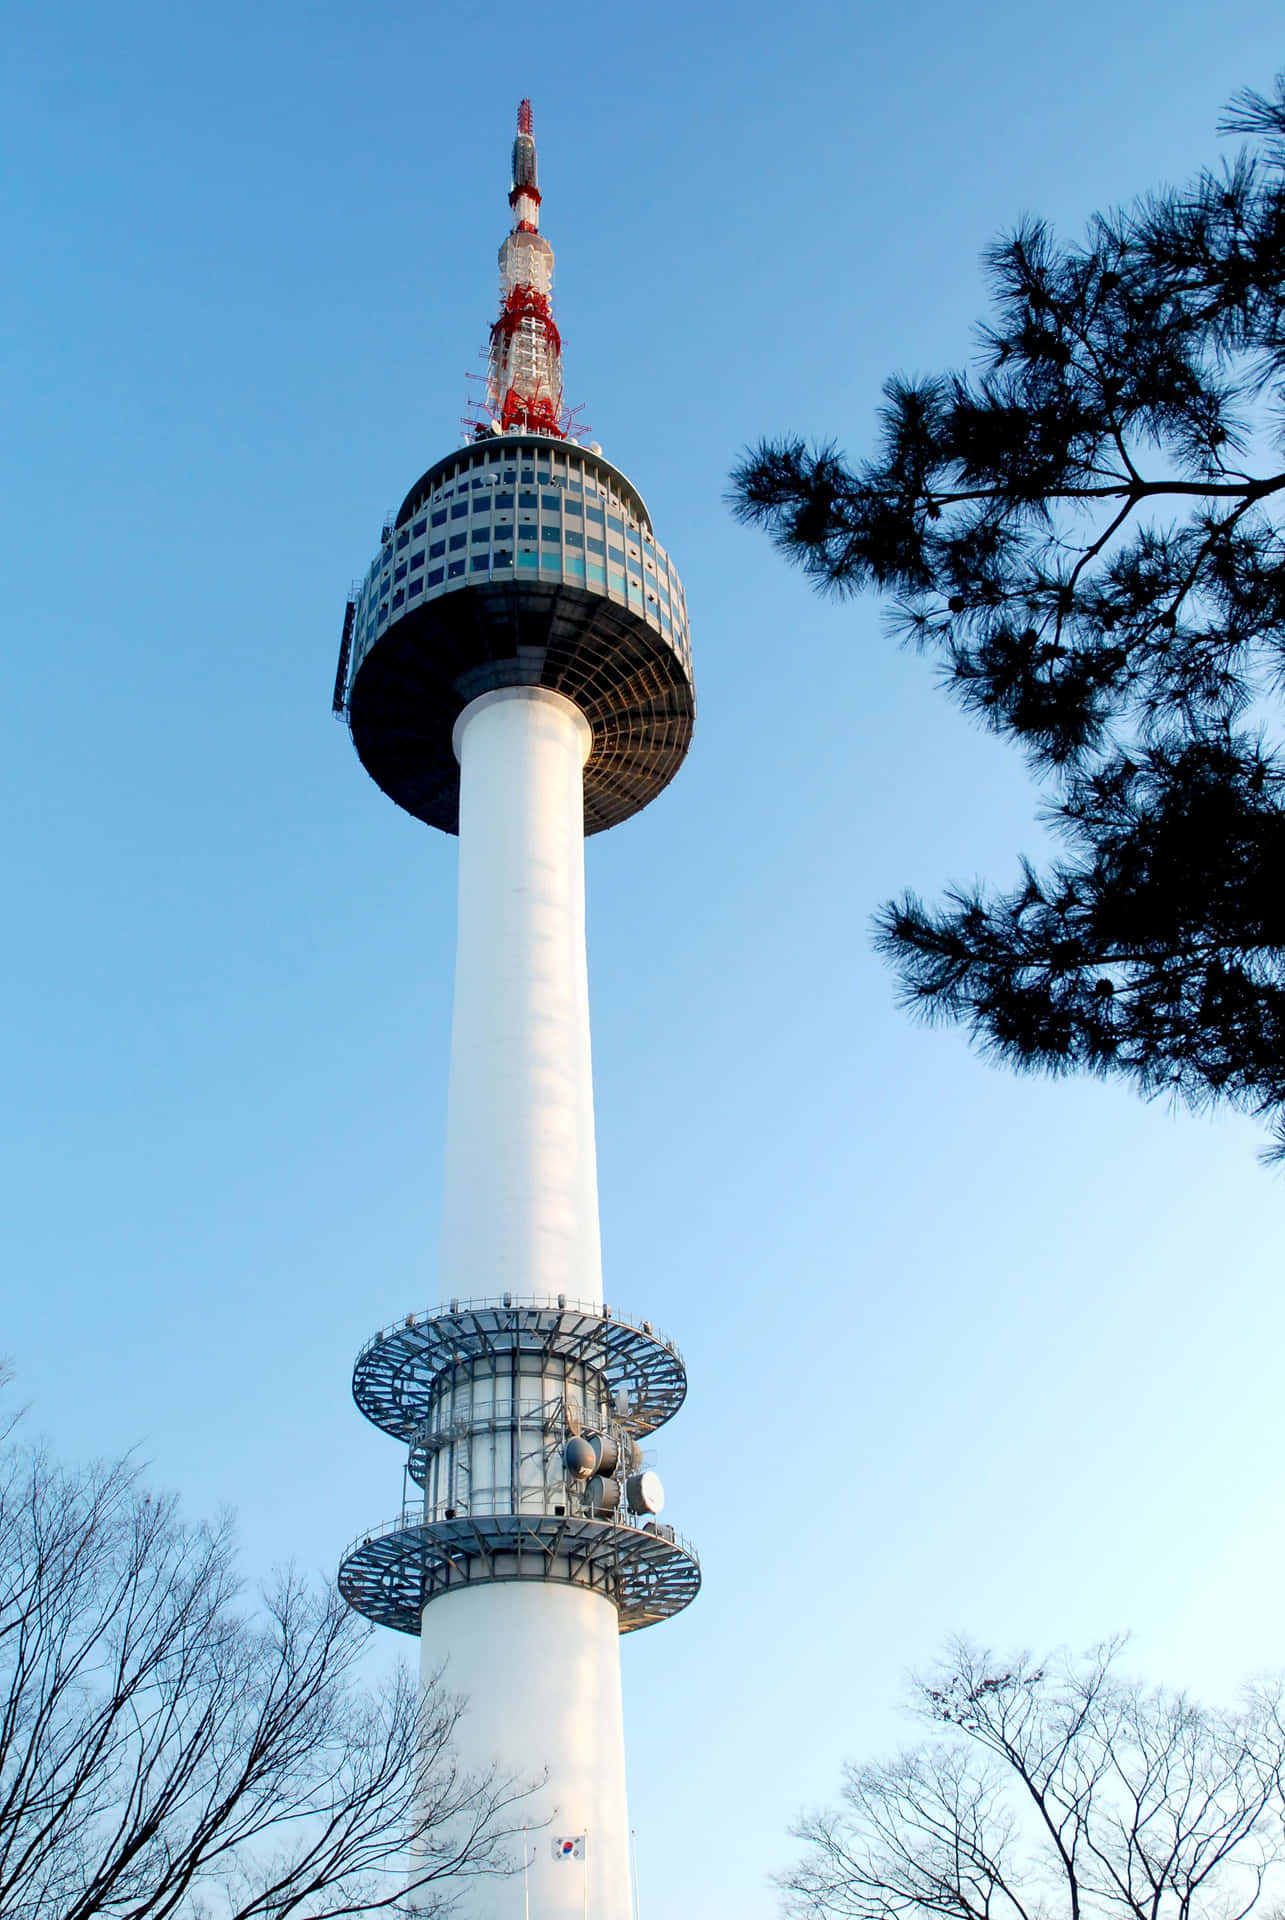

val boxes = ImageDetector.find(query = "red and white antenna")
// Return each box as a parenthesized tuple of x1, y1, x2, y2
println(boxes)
(484, 99, 566, 438)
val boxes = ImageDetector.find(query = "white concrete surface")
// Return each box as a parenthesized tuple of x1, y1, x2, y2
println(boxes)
(421, 1580, 631, 1920)
(441, 686, 602, 1310)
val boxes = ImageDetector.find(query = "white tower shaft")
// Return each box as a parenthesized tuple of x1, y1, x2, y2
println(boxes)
(428, 684, 630, 1920)
(441, 687, 603, 1310)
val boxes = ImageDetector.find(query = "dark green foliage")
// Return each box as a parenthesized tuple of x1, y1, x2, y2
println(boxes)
(731, 79, 1285, 1156)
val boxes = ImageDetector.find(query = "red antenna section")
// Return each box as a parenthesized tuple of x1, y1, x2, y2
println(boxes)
(483, 99, 567, 440)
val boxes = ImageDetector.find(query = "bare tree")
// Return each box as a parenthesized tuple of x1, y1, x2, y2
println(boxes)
(0, 1388, 529, 1919)
(783, 1641, 1285, 1920)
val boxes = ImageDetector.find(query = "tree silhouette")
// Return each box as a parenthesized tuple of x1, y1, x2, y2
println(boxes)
(0, 1386, 529, 1918)
(732, 79, 1285, 1157)
(783, 1640, 1285, 1920)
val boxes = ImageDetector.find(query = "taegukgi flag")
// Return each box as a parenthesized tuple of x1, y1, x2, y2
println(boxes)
(552, 1836, 586, 1861)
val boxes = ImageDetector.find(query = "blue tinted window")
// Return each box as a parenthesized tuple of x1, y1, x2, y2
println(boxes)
(519, 492, 538, 508)
(427, 567, 444, 587)
(608, 545, 624, 564)
(408, 578, 424, 596)
(429, 541, 445, 559)
(494, 549, 513, 566)
(587, 562, 606, 584)
(394, 563, 407, 582)
(565, 530, 584, 548)
(585, 507, 605, 525)
(587, 537, 605, 556)
(410, 551, 424, 569)
(608, 570, 625, 591)
(448, 559, 465, 577)
(451, 503, 468, 520)
(449, 533, 466, 551)
(564, 499, 582, 516)
(472, 528, 489, 544)
(431, 511, 447, 528)
(541, 525, 561, 542)
(393, 589, 405, 607)
(607, 515, 624, 534)
(541, 494, 560, 511)
(413, 518, 426, 536)
(396, 531, 409, 550)
(494, 492, 514, 509)
(471, 555, 489, 572)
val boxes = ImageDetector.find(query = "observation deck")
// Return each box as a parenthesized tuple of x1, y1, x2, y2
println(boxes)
(333, 434, 695, 835)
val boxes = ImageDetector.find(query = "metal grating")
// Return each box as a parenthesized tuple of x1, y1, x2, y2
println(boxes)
(352, 1298, 687, 1441)
(338, 1509, 701, 1636)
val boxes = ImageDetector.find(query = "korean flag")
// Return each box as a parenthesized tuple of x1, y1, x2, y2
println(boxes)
(552, 1836, 586, 1860)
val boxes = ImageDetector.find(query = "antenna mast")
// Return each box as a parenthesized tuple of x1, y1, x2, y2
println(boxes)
(486, 98, 566, 437)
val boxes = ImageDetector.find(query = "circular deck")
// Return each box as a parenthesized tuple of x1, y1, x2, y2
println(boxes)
(353, 1297, 687, 1441)
(339, 1509, 700, 1635)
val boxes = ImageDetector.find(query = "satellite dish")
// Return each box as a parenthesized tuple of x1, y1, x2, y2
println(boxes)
(589, 1433, 618, 1476)
(563, 1437, 594, 1479)
(626, 1470, 664, 1516)
(587, 1475, 620, 1514)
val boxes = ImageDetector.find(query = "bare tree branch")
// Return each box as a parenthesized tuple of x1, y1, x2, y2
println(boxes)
(0, 1396, 533, 1919)
(781, 1641, 1285, 1920)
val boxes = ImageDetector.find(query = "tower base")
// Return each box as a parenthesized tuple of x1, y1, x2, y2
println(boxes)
(421, 1580, 630, 1920)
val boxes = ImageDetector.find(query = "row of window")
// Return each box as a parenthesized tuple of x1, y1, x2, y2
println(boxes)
(400, 500, 631, 542)
(374, 525, 680, 596)
(384, 554, 645, 599)
(368, 551, 680, 620)
(402, 455, 649, 530)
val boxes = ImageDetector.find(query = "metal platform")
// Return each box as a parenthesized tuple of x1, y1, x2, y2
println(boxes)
(339, 1508, 700, 1636)
(353, 1297, 687, 1441)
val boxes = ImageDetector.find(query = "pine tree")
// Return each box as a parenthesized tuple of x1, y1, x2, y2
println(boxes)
(731, 79, 1285, 1157)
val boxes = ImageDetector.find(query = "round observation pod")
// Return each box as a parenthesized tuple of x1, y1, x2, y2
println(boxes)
(338, 435, 695, 837)
(626, 1470, 664, 1516)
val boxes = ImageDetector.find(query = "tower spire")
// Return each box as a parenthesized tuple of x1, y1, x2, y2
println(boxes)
(487, 98, 565, 437)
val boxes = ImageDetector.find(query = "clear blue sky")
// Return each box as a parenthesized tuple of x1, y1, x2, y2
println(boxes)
(5, 5, 1285, 1917)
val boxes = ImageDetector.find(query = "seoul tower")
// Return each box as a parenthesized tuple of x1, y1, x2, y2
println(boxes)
(333, 101, 698, 1920)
